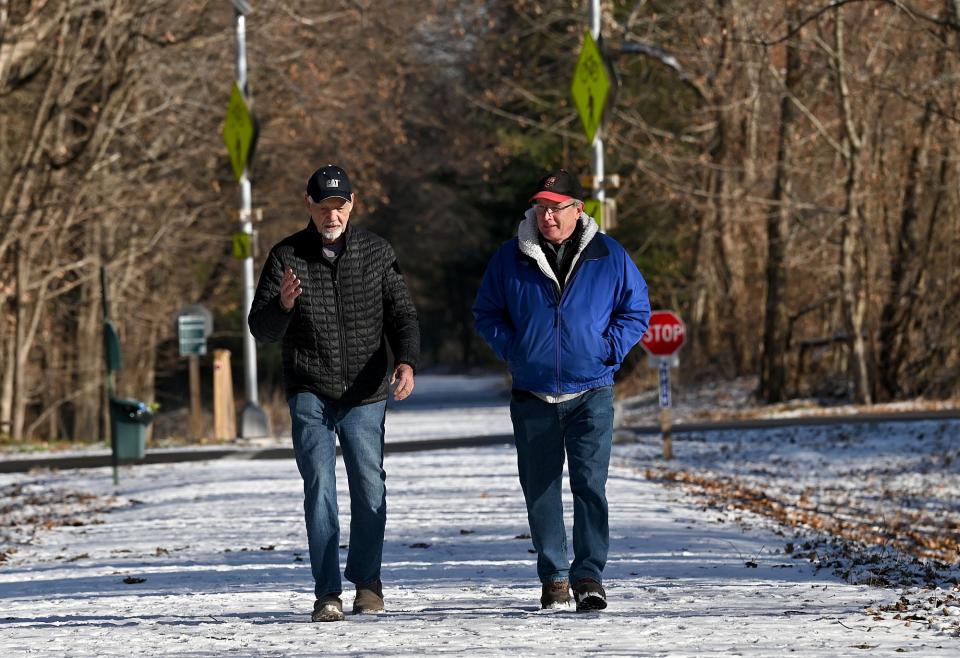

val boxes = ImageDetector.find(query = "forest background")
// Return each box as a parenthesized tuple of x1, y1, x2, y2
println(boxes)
(1, 0, 958, 443)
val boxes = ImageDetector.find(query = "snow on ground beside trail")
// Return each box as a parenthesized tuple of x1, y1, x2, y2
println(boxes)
(1, 445, 958, 657)
(618, 374, 960, 424)
(616, 418, 960, 638)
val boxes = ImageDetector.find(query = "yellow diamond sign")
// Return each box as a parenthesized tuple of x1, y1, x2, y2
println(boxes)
(223, 83, 254, 181)
(232, 232, 252, 260)
(571, 32, 611, 144)
(583, 198, 602, 230)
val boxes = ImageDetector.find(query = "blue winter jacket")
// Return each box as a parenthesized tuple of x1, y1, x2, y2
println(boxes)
(473, 211, 650, 394)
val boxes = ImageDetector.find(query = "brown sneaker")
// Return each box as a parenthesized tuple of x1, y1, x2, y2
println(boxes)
(572, 578, 607, 612)
(540, 579, 571, 609)
(353, 579, 385, 614)
(312, 594, 344, 622)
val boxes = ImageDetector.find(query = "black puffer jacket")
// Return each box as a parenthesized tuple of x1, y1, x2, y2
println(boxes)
(248, 220, 420, 405)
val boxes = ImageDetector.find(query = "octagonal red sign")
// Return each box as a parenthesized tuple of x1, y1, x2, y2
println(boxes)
(640, 310, 686, 357)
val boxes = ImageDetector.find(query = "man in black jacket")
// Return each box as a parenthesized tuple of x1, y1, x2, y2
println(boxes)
(249, 164, 419, 622)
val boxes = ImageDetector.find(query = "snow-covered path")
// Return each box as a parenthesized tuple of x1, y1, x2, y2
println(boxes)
(1, 445, 951, 657)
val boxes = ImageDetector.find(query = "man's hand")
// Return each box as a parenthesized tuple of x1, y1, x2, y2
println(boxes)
(280, 267, 302, 310)
(390, 363, 415, 401)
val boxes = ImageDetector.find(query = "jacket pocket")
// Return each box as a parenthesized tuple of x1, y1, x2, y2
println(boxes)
(504, 335, 516, 363)
(599, 333, 615, 365)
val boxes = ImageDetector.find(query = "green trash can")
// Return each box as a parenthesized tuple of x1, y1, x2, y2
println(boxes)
(109, 398, 154, 460)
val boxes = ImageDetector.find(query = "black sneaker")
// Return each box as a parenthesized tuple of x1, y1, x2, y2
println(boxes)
(353, 579, 385, 614)
(540, 579, 571, 609)
(572, 578, 607, 612)
(312, 594, 344, 622)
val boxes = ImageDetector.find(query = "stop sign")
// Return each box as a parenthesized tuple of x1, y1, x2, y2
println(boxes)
(641, 310, 686, 357)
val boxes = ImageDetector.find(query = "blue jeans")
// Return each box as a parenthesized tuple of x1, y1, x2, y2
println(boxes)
(510, 386, 614, 585)
(288, 392, 387, 599)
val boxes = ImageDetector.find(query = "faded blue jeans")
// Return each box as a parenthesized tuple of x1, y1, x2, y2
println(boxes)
(510, 386, 614, 586)
(288, 392, 387, 599)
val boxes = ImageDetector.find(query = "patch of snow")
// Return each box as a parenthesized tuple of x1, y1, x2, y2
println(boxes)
(2, 374, 958, 654)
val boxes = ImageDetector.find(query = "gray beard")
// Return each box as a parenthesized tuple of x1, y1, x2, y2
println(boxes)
(321, 227, 343, 242)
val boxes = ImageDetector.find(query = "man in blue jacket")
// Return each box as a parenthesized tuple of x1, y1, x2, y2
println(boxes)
(473, 169, 650, 612)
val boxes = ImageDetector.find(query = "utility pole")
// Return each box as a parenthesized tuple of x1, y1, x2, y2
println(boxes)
(230, 0, 269, 438)
(589, 0, 605, 231)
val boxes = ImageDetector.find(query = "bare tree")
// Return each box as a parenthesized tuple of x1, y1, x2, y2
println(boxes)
(759, 1, 801, 402)
(830, 6, 871, 403)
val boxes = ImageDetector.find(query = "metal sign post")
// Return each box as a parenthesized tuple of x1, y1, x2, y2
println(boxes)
(589, 0, 604, 234)
(658, 358, 673, 460)
(641, 310, 687, 460)
(571, 1, 610, 232)
(225, 1, 268, 438)
(177, 305, 212, 440)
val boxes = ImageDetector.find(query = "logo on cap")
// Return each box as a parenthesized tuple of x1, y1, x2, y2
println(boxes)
(326, 179, 340, 187)
(544, 176, 557, 188)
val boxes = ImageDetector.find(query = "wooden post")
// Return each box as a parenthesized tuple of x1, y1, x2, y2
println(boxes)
(213, 349, 236, 440)
(189, 354, 203, 440)
(659, 407, 673, 461)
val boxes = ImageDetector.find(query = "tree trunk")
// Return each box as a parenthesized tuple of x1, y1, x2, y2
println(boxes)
(877, 87, 938, 398)
(11, 242, 27, 440)
(691, 0, 745, 373)
(691, 163, 724, 362)
(73, 272, 102, 442)
(72, 216, 104, 442)
(759, 2, 801, 402)
(0, 301, 13, 437)
(834, 10, 872, 403)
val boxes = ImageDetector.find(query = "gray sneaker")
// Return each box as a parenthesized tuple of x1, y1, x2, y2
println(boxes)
(540, 579, 571, 609)
(312, 594, 344, 622)
(353, 579, 385, 614)
(573, 578, 607, 612)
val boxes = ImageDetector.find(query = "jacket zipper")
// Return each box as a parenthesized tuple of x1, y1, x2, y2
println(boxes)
(553, 258, 594, 392)
(332, 265, 348, 393)
(554, 302, 562, 392)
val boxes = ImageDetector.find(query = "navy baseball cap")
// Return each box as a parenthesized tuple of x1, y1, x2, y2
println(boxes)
(306, 164, 352, 202)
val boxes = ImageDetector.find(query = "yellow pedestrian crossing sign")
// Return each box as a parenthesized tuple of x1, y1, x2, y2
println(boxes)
(571, 32, 611, 144)
(223, 83, 255, 181)
(232, 232, 252, 260)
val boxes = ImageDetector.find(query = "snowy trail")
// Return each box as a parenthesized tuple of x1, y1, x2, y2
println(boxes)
(0, 445, 952, 657)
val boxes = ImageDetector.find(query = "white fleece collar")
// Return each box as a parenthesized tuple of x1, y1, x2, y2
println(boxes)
(517, 209, 599, 290)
